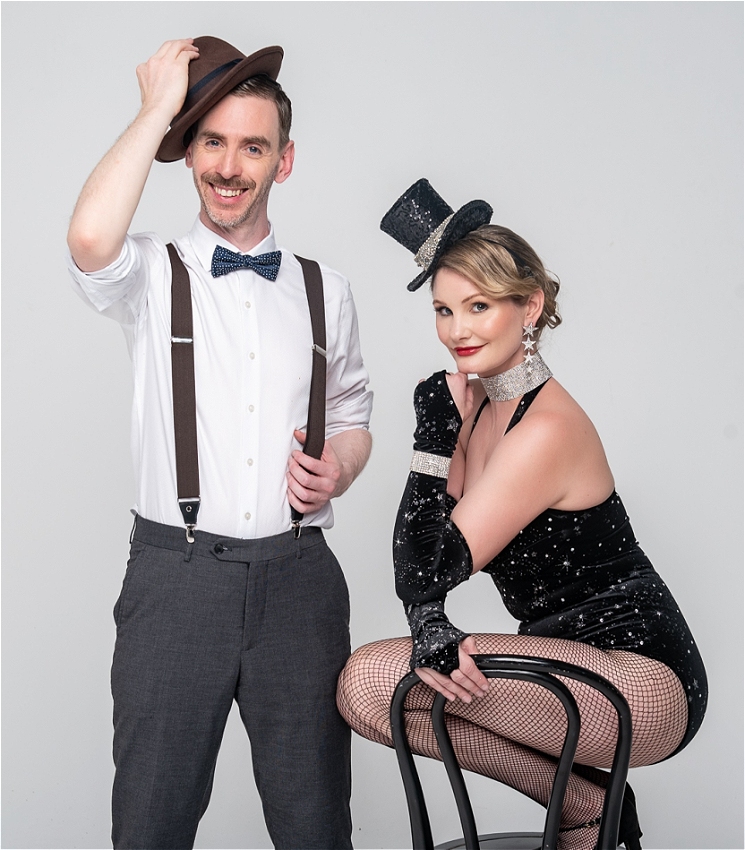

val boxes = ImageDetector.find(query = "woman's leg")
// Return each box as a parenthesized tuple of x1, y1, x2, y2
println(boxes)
(337, 633, 687, 850)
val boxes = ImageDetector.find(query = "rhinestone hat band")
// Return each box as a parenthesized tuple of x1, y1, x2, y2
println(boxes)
(480, 352, 553, 402)
(410, 450, 452, 478)
(414, 213, 455, 270)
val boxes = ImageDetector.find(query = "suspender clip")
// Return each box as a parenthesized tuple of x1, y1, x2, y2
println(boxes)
(292, 519, 302, 539)
(178, 497, 201, 544)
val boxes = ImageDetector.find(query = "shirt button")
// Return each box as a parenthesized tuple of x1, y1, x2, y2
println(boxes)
(247, 458, 254, 466)
(245, 300, 251, 308)
(244, 512, 251, 521)
(248, 405, 255, 413)
(249, 352, 255, 360)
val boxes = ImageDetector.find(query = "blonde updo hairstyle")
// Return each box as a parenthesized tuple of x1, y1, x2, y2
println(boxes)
(435, 224, 561, 342)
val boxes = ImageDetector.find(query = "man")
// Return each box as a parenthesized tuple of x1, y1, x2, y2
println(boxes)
(67, 37, 372, 850)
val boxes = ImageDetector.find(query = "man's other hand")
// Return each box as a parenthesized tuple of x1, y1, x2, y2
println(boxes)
(286, 430, 345, 513)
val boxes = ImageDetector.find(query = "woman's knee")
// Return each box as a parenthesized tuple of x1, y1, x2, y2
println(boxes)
(337, 639, 408, 723)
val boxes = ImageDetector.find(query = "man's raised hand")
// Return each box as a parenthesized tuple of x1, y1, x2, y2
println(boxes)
(136, 39, 200, 122)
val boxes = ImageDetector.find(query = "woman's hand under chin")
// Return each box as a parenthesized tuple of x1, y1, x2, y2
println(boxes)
(445, 371, 475, 424)
(414, 635, 489, 703)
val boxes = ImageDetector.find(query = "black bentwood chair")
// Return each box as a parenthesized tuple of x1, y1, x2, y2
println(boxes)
(390, 655, 633, 850)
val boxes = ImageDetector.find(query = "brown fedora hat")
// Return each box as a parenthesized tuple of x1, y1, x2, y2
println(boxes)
(156, 37, 284, 163)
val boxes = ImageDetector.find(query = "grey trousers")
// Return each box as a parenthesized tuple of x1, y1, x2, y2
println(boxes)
(111, 515, 353, 850)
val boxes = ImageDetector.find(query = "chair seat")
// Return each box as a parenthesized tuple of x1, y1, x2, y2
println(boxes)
(436, 832, 623, 850)
(436, 832, 543, 850)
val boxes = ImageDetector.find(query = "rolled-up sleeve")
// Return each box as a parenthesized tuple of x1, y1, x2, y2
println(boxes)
(66, 232, 162, 326)
(325, 286, 373, 437)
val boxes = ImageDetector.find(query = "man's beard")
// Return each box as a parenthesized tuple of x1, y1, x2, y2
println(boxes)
(193, 168, 277, 230)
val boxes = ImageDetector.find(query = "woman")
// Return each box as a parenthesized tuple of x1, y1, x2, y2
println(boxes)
(336, 180, 707, 850)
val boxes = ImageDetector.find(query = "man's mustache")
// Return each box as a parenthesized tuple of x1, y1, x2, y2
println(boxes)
(201, 174, 255, 191)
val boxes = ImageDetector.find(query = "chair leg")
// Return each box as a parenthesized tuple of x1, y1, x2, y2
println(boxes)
(431, 691, 480, 850)
(391, 671, 435, 850)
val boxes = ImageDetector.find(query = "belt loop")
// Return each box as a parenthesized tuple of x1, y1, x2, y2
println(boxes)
(129, 514, 137, 544)
(295, 535, 303, 559)
(184, 538, 194, 563)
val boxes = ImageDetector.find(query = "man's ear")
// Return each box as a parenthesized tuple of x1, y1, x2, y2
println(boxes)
(274, 140, 295, 185)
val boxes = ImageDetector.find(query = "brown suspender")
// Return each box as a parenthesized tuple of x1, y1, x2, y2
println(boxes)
(167, 244, 326, 542)
(167, 244, 201, 540)
(291, 256, 327, 536)
(294, 256, 327, 460)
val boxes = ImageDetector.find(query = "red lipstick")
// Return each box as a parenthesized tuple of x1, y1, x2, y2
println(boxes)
(454, 346, 484, 357)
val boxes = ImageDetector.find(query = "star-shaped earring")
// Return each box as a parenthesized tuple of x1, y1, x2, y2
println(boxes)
(522, 322, 537, 362)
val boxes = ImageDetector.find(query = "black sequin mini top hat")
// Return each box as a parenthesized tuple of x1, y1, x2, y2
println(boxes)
(380, 178, 493, 291)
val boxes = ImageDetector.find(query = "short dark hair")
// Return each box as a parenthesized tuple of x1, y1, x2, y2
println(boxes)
(230, 74, 292, 149)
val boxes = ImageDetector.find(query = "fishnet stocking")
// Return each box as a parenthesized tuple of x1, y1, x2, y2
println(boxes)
(337, 634, 688, 850)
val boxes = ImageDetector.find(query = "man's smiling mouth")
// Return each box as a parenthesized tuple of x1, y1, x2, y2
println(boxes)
(212, 186, 246, 197)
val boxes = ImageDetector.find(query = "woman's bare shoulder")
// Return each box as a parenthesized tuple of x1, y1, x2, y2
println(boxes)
(525, 378, 595, 429)
(497, 379, 614, 507)
(489, 379, 603, 473)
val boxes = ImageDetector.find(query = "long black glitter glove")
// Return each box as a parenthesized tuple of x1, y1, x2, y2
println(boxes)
(394, 372, 473, 674)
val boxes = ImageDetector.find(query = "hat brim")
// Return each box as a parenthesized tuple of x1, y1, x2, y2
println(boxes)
(407, 199, 493, 291)
(156, 45, 284, 163)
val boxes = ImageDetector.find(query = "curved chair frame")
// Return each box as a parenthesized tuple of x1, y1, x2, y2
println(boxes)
(390, 654, 633, 850)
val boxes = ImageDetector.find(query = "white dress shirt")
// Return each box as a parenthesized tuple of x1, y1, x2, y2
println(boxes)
(67, 218, 372, 538)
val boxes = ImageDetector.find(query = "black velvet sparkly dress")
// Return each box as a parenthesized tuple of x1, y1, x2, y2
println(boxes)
(475, 384, 708, 754)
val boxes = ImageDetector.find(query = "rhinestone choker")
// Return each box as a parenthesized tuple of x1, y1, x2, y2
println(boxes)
(480, 352, 553, 402)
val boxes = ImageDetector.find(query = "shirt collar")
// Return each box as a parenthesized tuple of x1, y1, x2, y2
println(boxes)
(187, 217, 279, 273)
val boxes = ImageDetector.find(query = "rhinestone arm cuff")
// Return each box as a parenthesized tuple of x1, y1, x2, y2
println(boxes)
(410, 451, 451, 478)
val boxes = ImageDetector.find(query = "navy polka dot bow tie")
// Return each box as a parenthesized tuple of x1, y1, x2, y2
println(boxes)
(210, 245, 282, 280)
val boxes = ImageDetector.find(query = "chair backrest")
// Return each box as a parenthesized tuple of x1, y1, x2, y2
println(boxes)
(389, 654, 633, 850)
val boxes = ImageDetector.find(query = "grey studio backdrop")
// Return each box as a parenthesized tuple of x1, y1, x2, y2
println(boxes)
(2, 2, 742, 849)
